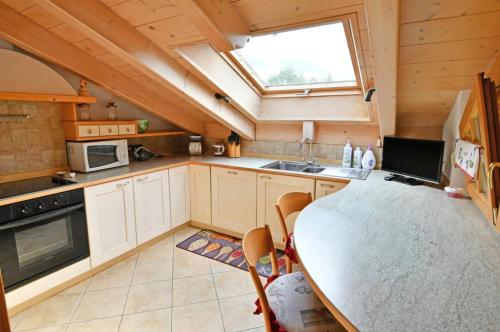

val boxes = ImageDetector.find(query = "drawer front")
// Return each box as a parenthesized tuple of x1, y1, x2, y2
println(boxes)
(315, 180, 348, 199)
(119, 124, 136, 135)
(99, 125, 119, 136)
(77, 125, 100, 137)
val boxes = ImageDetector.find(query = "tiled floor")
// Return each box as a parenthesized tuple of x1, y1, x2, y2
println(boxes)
(9, 227, 265, 332)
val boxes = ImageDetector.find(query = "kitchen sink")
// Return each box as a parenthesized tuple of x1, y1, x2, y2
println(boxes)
(302, 166, 325, 174)
(261, 161, 309, 172)
(260, 160, 370, 180)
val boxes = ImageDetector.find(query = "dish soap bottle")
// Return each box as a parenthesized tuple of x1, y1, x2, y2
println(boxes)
(353, 147, 363, 168)
(361, 144, 376, 170)
(342, 139, 353, 168)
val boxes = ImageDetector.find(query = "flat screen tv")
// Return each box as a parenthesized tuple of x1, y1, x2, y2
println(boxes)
(381, 136, 445, 185)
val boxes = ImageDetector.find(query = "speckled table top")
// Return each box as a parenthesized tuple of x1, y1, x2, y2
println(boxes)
(294, 171, 500, 332)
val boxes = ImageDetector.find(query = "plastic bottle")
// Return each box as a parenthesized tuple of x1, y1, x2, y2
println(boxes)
(361, 144, 376, 170)
(353, 147, 363, 168)
(342, 139, 353, 168)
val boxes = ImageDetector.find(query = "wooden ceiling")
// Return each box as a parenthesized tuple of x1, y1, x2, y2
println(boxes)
(0, 0, 497, 140)
(397, 0, 500, 138)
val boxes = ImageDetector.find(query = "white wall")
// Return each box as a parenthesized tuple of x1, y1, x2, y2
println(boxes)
(442, 90, 471, 189)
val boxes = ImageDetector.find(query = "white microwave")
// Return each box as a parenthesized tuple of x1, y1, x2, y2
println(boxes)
(67, 140, 129, 172)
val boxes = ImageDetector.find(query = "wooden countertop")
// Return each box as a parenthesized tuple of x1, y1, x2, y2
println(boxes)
(294, 171, 500, 332)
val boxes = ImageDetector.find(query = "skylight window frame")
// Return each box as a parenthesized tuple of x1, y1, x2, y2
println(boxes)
(226, 16, 366, 97)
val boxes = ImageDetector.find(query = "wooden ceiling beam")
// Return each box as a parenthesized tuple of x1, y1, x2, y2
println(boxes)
(171, 0, 250, 52)
(365, 0, 399, 138)
(0, 2, 206, 135)
(38, 0, 256, 139)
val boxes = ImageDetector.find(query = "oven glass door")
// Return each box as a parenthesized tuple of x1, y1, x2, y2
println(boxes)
(86, 145, 120, 169)
(0, 204, 89, 290)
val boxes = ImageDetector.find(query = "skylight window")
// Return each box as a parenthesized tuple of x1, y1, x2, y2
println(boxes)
(230, 21, 358, 92)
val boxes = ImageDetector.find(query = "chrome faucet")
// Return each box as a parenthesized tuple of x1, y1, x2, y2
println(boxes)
(299, 138, 316, 166)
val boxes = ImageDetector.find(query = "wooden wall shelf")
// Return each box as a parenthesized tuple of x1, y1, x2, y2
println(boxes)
(67, 130, 188, 141)
(0, 92, 97, 103)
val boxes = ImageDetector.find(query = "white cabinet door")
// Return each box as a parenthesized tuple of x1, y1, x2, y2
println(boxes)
(84, 178, 136, 267)
(133, 170, 171, 245)
(257, 173, 315, 243)
(169, 165, 191, 227)
(189, 164, 211, 225)
(211, 167, 257, 234)
(315, 180, 348, 200)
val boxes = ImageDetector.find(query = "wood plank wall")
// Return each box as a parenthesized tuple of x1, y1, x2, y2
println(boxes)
(396, 0, 500, 140)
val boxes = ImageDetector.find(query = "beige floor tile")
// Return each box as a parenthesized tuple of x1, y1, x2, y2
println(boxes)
(240, 327, 266, 332)
(137, 238, 174, 263)
(173, 253, 211, 279)
(132, 259, 173, 285)
(119, 308, 171, 332)
(219, 294, 265, 332)
(171, 300, 224, 332)
(173, 226, 200, 242)
(87, 259, 136, 291)
(72, 287, 129, 322)
(16, 294, 81, 330)
(124, 281, 172, 314)
(9, 310, 27, 329)
(213, 270, 256, 299)
(60, 279, 90, 295)
(210, 260, 240, 274)
(15, 325, 67, 332)
(67, 317, 121, 332)
(172, 275, 217, 306)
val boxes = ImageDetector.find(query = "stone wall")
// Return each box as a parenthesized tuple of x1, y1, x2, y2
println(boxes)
(0, 101, 67, 176)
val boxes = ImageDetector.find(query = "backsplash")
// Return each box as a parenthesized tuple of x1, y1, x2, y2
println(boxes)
(204, 138, 382, 166)
(0, 101, 67, 176)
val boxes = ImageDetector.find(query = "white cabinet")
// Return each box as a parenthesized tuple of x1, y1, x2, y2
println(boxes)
(84, 178, 136, 267)
(315, 180, 348, 200)
(257, 173, 315, 243)
(189, 164, 211, 224)
(211, 167, 257, 234)
(169, 165, 191, 227)
(133, 170, 171, 245)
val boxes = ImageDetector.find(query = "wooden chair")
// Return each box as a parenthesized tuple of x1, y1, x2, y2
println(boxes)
(275, 192, 312, 273)
(242, 225, 344, 332)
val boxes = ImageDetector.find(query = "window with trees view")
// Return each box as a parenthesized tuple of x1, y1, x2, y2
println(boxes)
(230, 21, 359, 93)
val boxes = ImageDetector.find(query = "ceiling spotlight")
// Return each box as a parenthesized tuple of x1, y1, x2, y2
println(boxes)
(364, 88, 376, 102)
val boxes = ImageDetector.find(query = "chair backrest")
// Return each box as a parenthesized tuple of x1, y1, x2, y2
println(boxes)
(275, 191, 312, 241)
(242, 225, 279, 332)
(0, 271, 11, 332)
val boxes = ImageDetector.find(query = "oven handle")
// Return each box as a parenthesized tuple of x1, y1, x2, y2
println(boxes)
(0, 203, 84, 231)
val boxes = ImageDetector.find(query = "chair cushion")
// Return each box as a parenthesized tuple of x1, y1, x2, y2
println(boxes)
(265, 272, 345, 332)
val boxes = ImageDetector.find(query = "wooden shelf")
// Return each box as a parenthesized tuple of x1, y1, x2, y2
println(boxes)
(134, 130, 187, 138)
(0, 92, 97, 103)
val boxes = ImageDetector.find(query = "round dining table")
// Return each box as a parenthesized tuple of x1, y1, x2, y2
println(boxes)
(294, 171, 500, 332)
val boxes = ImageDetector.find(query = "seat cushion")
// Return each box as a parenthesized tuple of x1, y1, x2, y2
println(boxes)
(265, 272, 345, 332)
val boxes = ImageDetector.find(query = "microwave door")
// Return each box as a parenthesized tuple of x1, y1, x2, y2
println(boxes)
(86, 145, 121, 171)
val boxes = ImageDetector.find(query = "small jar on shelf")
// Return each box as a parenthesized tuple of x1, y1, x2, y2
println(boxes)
(105, 100, 118, 121)
(77, 103, 90, 121)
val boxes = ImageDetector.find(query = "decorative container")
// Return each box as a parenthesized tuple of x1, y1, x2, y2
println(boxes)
(137, 119, 149, 133)
(77, 103, 90, 121)
(105, 100, 118, 121)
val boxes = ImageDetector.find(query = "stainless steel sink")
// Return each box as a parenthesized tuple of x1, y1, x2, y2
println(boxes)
(302, 166, 325, 174)
(260, 160, 370, 180)
(261, 161, 309, 172)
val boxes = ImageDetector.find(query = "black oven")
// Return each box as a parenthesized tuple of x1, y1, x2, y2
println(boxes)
(0, 189, 89, 291)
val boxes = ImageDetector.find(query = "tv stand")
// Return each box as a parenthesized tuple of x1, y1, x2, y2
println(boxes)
(384, 174, 424, 186)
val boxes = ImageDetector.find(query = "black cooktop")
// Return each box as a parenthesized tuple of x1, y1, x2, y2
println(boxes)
(0, 176, 77, 199)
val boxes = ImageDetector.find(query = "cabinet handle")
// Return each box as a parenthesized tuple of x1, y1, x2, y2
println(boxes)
(227, 170, 238, 175)
(136, 176, 148, 183)
(126, 128, 130, 132)
(116, 181, 129, 189)
(260, 175, 272, 180)
(320, 183, 335, 188)
(86, 128, 92, 134)
(107, 128, 112, 133)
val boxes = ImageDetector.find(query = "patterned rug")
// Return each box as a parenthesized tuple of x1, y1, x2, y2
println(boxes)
(176, 229, 286, 277)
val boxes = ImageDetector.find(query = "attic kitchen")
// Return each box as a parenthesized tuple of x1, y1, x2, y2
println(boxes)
(0, 1, 499, 332)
